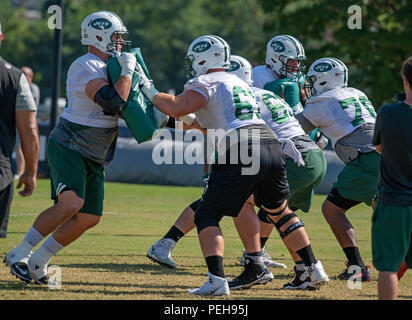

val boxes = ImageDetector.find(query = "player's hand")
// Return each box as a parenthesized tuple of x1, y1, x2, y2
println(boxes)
(117, 52, 136, 80)
(16, 172, 36, 197)
(136, 63, 160, 102)
(299, 81, 310, 105)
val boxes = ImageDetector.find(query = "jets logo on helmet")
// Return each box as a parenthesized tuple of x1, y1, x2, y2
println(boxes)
(226, 55, 253, 86)
(185, 35, 231, 79)
(90, 18, 113, 30)
(265, 35, 306, 79)
(192, 41, 212, 53)
(228, 60, 241, 72)
(81, 11, 130, 56)
(307, 57, 348, 96)
(271, 40, 285, 53)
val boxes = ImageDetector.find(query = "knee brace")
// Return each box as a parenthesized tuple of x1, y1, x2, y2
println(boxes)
(274, 213, 305, 239)
(257, 204, 288, 224)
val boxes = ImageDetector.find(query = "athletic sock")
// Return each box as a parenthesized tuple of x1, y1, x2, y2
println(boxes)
(343, 246, 365, 267)
(19, 226, 44, 253)
(30, 235, 64, 267)
(205, 255, 225, 278)
(295, 260, 305, 271)
(260, 237, 269, 249)
(163, 225, 184, 243)
(296, 245, 317, 267)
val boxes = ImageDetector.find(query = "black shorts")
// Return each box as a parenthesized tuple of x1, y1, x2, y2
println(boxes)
(194, 141, 289, 230)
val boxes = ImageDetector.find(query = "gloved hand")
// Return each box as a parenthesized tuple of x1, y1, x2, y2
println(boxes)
(116, 52, 137, 80)
(136, 63, 160, 102)
(178, 113, 196, 126)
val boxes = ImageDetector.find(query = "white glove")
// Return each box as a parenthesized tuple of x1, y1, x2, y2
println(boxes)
(278, 138, 305, 167)
(178, 113, 196, 126)
(136, 63, 160, 102)
(116, 52, 137, 80)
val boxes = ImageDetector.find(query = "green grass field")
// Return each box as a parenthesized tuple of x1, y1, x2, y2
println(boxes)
(0, 179, 411, 300)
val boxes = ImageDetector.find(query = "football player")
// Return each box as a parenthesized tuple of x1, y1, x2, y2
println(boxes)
(295, 57, 379, 281)
(145, 53, 329, 293)
(4, 11, 137, 284)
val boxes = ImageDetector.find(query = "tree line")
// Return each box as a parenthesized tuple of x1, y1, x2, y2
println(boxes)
(0, 0, 410, 110)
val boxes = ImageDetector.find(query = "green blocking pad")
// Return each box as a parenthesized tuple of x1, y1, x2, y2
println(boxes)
(107, 48, 158, 143)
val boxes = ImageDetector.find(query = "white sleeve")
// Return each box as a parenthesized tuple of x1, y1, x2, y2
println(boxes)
(183, 77, 215, 101)
(16, 74, 37, 111)
(302, 99, 326, 128)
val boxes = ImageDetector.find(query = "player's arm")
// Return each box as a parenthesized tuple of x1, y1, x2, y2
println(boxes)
(135, 63, 208, 118)
(295, 112, 317, 132)
(15, 74, 39, 197)
(375, 144, 382, 154)
(151, 91, 207, 119)
(85, 52, 136, 114)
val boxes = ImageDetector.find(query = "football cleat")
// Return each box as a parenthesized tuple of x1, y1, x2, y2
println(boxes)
(147, 238, 178, 269)
(3, 247, 33, 283)
(337, 262, 371, 282)
(282, 266, 315, 290)
(229, 257, 274, 290)
(239, 249, 287, 269)
(305, 260, 329, 287)
(187, 272, 230, 296)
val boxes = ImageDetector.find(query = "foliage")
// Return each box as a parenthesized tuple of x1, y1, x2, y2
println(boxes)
(258, 0, 412, 108)
(0, 0, 265, 100)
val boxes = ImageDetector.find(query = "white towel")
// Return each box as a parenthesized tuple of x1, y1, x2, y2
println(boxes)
(278, 138, 305, 167)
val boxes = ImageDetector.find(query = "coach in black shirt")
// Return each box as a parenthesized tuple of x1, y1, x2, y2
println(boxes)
(372, 56, 412, 300)
(0, 22, 39, 238)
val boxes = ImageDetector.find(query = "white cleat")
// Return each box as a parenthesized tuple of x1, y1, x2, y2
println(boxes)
(239, 249, 287, 269)
(3, 247, 33, 283)
(305, 260, 329, 287)
(27, 254, 57, 285)
(147, 238, 178, 269)
(187, 272, 230, 296)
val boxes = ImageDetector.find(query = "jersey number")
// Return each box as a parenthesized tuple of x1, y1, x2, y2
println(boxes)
(233, 86, 261, 121)
(261, 93, 294, 124)
(339, 96, 376, 127)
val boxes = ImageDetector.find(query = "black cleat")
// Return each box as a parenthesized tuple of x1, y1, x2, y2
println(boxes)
(10, 262, 32, 283)
(337, 262, 372, 282)
(282, 267, 316, 291)
(229, 258, 274, 290)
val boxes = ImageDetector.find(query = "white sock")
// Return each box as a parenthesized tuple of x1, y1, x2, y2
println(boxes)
(19, 226, 44, 254)
(30, 236, 64, 267)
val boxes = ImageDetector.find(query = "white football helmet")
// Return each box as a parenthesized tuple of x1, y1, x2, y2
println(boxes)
(81, 11, 130, 56)
(226, 55, 253, 86)
(185, 35, 231, 79)
(265, 35, 306, 79)
(307, 57, 348, 96)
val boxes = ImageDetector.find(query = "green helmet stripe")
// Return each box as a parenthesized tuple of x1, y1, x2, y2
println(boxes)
(330, 58, 348, 84)
(283, 35, 302, 57)
(211, 35, 229, 64)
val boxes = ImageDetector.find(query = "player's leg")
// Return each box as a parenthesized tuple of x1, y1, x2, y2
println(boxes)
(322, 152, 380, 281)
(236, 197, 287, 269)
(147, 200, 198, 268)
(27, 155, 104, 285)
(378, 272, 398, 300)
(4, 139, 86, 283)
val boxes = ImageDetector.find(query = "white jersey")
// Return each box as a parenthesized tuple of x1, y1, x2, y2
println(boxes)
(62, 52, 118, 128)
(303, 87, 376, 148)
(252, 86, 305, 140)
(184, 71, 265, 131)
(252, 65, 279, 89)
